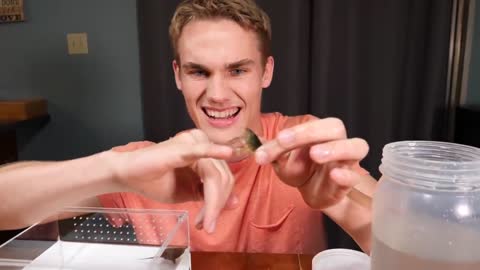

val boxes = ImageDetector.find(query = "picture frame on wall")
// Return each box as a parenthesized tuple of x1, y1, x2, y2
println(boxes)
(0, 0, 25, 23)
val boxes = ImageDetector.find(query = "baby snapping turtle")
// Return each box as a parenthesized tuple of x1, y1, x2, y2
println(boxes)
(227, 128, 263, 161)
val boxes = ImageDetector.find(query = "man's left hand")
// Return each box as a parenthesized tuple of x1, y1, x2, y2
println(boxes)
(254, 117, 369, 209)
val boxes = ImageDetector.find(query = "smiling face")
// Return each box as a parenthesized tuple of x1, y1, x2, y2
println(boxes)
(173, 19, 274, 144)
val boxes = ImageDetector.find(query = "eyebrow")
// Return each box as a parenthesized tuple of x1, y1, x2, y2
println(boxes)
(226, 59, 254, 69)
(181, 59, 255, 70)
(182, 62, 208, 70)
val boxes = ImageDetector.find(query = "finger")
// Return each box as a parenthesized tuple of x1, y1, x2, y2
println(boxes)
(194, 206, 205, 230)
(179, 143, 233, 165)
(309, 138, 369, 164)
(137, 142, 232, 177)
(183, 129, 234, 161)
(329, 167, 362, 187)
(187, 129, 213, 144)
(216, 163, 239, 210)
(330, 167, 377, 197)
(216, 158, 238, 211)
(271, 148, 314, 187)
(203, 160, 234, 233)
(255, 118, 346, 164)
(330, 168, 376, 209)
(298, 165, 355, 209)
(199, 160, 234, 233)
(159, 129, 233, 169)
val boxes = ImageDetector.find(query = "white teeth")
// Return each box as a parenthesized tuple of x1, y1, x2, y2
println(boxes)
(205, 108, 239, 119)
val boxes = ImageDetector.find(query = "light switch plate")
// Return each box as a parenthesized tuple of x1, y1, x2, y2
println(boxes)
(67, 33, 89, 55)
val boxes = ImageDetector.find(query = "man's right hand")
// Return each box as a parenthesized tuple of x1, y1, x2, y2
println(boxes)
(110, 129, 236, 233)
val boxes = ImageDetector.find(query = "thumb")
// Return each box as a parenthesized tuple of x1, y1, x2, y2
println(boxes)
(330, 168, 375, 209)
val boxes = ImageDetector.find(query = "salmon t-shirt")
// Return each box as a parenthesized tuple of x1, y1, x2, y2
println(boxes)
(98, 112, 326, 254)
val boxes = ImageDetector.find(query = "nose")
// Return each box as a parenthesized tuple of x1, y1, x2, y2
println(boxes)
(206, 74, 230, 104)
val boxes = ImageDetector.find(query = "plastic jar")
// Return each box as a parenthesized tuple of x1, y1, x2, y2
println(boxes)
(371, 141, 480, 270)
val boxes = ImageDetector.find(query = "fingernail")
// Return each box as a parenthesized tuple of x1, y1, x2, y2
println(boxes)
(229, 195, 239, 206)
(194, 207, 205, 230)
(311, 146, 331, 160)
(195, 216, 203, 230)
(331, 168, 348, 179)
(225, 194, 240, 210)
(278, 129, 295, 146)
(195, 220, 203, 230)
(206, 220, 216, 234)
(255, 149, 269, 164)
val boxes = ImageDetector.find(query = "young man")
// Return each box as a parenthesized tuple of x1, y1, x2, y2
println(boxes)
(99, 0, 375, 254)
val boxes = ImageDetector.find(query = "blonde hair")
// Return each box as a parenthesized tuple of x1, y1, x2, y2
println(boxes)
(169, 0, 272, 64)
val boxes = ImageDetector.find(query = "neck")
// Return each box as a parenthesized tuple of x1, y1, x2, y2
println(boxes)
(249, 112, 264, 138)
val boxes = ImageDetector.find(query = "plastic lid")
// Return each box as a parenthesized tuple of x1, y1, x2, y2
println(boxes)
(312, 249, 370, 270)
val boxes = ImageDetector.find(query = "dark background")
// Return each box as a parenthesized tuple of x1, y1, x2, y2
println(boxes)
(2, 0, 479, 251)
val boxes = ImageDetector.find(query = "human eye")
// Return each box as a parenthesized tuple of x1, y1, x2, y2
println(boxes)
(188, 69, 209, 78)
(230, 68, 246, 76)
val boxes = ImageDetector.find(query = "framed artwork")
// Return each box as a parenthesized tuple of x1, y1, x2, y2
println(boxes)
(0, 0, 25, 23)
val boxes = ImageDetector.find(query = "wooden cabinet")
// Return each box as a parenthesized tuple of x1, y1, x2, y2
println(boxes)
(0, 99, 49, 165)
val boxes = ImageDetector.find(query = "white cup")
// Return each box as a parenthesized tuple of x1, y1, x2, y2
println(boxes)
(312, 249, 370, 270)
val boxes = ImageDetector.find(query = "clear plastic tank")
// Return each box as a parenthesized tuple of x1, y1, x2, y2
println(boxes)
(0, 207, 190, 270)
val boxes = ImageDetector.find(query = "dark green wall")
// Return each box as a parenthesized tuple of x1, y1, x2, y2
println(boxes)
(0, 0, 144, 160)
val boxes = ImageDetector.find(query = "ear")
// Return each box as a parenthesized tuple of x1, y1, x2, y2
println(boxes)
(261, 56, 274, 88)
(173, 60, 182, 91)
